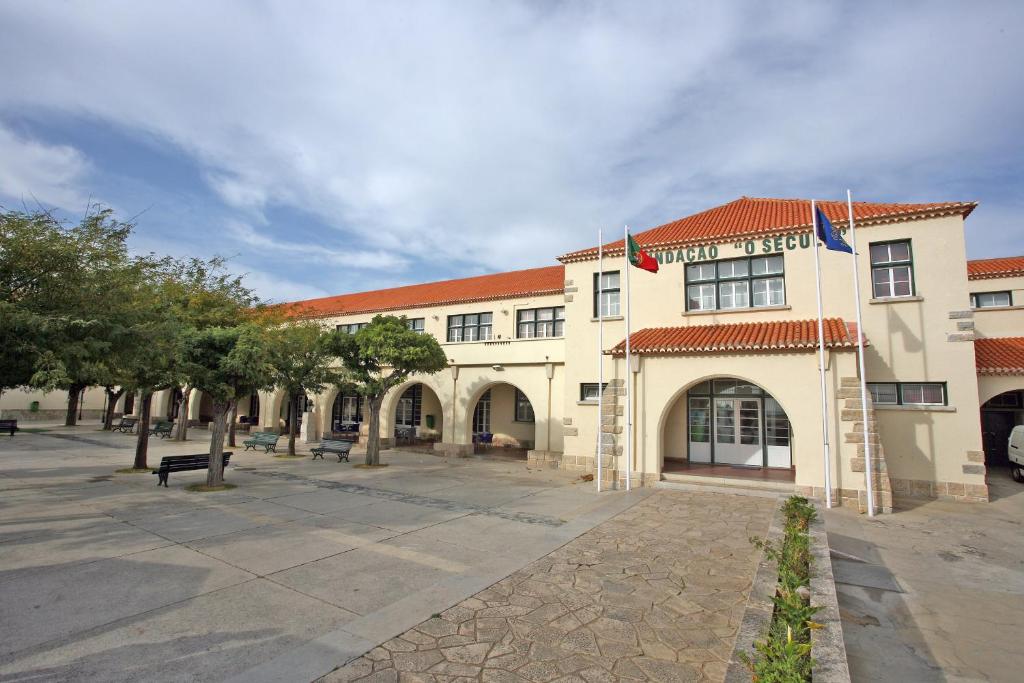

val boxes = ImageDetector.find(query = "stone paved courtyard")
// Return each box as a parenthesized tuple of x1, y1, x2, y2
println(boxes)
(321, 490, 774, 683)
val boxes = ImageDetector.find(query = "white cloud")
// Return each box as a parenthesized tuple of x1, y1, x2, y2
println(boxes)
(225, 220, 410, 271)
(0, 0, 1021, 283)
(0, 125, 91, 211)
(232, 267, 331, 304)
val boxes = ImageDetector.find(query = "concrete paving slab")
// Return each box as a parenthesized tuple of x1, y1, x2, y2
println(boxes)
(130, 500, 313, 542)
(0, 579, 358, 682)
(269, 536, 490, 616)
(328, 498, 470, 533)
(394, 512, 560, 558)
(831, 557, 903, 593)
(188, 517, 397, 575)
(0, 517, 172, 573)
(266, 489, 380, 514)
(0, 544, 253, 657)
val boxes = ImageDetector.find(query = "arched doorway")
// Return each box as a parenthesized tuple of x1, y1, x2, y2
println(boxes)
(387, 382, 444, 446)
(331, 390, 364, 437)
(237, 392, 260, 425)
(197, 392, 214, 423)
(981, 389, 1023, 467)
(663, 377, 793, 472)
(466, 382, 536, 455)
(280, 392, 312, 432)
(167, 387, 184, 420)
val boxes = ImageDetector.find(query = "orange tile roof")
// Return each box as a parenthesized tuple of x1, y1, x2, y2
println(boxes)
(282, 265, 565, 318)
(975, 337, 1024, 375)
(609, 318, 863, 356)
(967, 256, 1024, 280)
(560, 196, 976, 262)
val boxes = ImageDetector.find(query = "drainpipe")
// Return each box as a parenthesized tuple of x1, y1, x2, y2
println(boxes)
(545, 360, 554, 452)
(449, 361, 459, 453)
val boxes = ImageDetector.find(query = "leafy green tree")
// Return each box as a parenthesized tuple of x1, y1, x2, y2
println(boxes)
(328, 315, 447, 466)
(180, 325, 275, 487)
(265, 322, 344, 455)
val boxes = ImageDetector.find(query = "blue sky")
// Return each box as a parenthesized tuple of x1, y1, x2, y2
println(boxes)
(1, 1, 1022, 303)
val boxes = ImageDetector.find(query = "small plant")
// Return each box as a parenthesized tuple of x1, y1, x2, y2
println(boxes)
(744, 495, 820, 681)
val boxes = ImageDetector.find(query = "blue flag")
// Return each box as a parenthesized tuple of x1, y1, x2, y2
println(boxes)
(815, 206, 853, 254)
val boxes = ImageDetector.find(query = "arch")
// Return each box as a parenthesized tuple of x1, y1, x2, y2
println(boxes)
(166, 386, 184, 420)
(381, 378, 446, 446)
(657, 374, 795, 472)
(980, 388, 1024, 467)
(463, 380, 539, 452)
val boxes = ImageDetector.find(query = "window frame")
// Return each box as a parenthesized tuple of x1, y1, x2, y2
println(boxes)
(514, 389, 535, 422)
(684, 255, 786, 312)
(446, 312, 493, 342)
(867, 381, 947, 406)
(516, 306, 565, 338)
(970, 291, 1013, 309)
(869, 239, 916, 299)
(593, 271, 621, 317)
(406, 317, 425, 332)
(579, 382, 609, 402)
(473, 389, 491, 433)
(336, 322, 368, 334)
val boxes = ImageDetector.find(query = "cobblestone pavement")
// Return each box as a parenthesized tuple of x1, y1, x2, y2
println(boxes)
(321, 490, 775, 683)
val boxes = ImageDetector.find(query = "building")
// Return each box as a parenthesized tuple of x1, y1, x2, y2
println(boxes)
(4, 196, 1021, 513)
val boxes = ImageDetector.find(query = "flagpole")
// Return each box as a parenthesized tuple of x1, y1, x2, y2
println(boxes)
(597, 228, 604, 493)
(847, 190, 876, 517)
(623, 224, 632, 492)
(811, 200, 834, 509)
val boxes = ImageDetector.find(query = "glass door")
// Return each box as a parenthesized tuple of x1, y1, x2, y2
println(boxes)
(714, 398, 763, 466)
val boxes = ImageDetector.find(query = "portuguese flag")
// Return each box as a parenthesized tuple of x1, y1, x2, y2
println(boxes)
(627, 233, 659, 273)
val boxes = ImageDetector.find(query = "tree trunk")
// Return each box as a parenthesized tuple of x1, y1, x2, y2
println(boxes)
(228, 400, 238, 447)
(103, 386, 124, 430)
(207, 400, 229, 487)
(133, 391, 153, 469)
(65, 383, 85, 426)
(174, 385, 192, 441)
(288, 393, 299, 455)
(365, 395, 384, 466)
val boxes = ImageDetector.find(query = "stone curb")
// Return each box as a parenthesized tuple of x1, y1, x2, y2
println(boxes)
(724, 498, 851, 683)
(725, 497, 785, 683)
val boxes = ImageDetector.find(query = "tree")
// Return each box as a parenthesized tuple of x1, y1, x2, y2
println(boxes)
(180, 324, 274, 487)
(265, 322, 344, 455)
(329, 315, 447, 466)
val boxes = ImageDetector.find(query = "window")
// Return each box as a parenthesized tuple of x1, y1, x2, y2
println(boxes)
(406, 318, 425, 332)
(971, 291, 1012, 309)
(447, 312, 492, 342)
(396, 385, 422, 427)
(870, 240, 914, 298)
(593, 271, 620, 317)
(580, 382, 608, 402)
(473, 389, 491, 433)
(337, 322, 368, 334)
(685, 255, 785, 311)
(515, 389, 535, 422)
(517, 307, 565, 338)
(867, 382, 946, 406)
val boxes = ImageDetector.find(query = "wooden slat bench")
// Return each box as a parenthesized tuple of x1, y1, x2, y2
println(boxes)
(153, 452, 232, 487)
(311, 439, 352, 462)
(151, 421, 174, 438)
(113, 416, 139, 433)
(243, 431, 280, 453)
(0, 419, 18, 437)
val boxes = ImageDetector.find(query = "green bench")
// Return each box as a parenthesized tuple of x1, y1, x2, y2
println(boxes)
(243, 431, 280, 453)
(311, 439, 352, 462)
(113, 416, 139, 433)
(152, 421, 174, 438)
(0, 419, 18, 437)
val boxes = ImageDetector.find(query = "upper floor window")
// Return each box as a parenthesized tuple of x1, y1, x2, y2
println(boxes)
(514, 389, 535, 422)
(685, 255, 785, 312)
(517, 307, 565, 338)
(971, 291, 1012, 309)
(593, 271, 620, 317)
(406, 318, 425, 332)
(337, 322, 368, 334)
(447, 312, 492, 342)
(867, 381, 946, 406)
(870, 240, 914, 298)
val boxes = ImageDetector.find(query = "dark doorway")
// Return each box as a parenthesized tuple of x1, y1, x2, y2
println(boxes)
(981, 390, 1024, 466)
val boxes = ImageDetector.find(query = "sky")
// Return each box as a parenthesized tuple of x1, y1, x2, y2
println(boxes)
(1, 0, 1022, 304)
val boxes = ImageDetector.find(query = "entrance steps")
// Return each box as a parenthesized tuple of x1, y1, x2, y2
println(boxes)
(658, 472, 794, 498)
